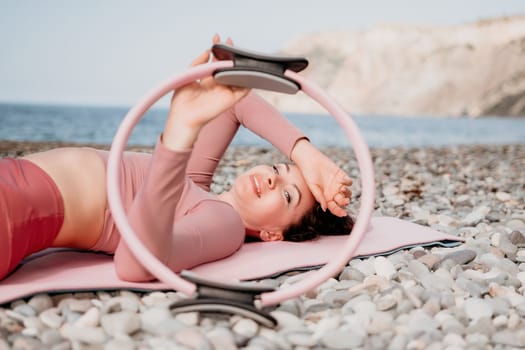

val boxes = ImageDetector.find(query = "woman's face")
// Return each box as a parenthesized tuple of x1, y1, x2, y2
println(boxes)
(226, 163, 315, 240)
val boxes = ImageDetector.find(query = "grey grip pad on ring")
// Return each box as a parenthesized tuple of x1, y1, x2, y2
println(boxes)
(212, 43, 308, 94)
(214, 70, 300, 94)
(170, 270, 277, 327)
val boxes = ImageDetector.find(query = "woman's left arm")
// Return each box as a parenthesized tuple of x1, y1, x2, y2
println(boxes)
(232, 93, 352, 217)
(290, 139, 352, 217)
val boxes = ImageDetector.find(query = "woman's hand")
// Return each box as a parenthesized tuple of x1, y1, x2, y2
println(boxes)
(291, 139, 353, 217)
(163, 36, 249, 151)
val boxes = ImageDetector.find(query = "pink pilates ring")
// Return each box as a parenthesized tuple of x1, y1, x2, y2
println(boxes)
(107, 59, 375, 307)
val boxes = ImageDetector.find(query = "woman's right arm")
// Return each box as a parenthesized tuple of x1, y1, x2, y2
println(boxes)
(185, 92, 306, 190)
(114, 49, 249, 281)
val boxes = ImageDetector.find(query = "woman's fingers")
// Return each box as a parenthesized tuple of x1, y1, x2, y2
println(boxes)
(327, 200, 347, 217)
(308, 183, 327, 212)
(191, 49, 211, 66)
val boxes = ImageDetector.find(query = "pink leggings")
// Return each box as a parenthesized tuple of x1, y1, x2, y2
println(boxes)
(0, 158, 64, 280)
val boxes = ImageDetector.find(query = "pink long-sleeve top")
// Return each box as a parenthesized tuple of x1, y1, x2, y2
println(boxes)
(92, 93, 305, 272)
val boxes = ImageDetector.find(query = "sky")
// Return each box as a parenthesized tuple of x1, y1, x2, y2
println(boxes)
(1, 0, 524, 107)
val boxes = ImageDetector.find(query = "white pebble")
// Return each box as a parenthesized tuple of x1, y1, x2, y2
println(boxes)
(104, 338, 136, 350)
(495, 191, 511, 202)
(74, 307, 99, 328)
(39, 308, 64, 329)
(322, 329, 364, 349)
(175, 311, 199, 326)
(28, 294, 53, 314)
(140, 307, 173, 334)
(443, 333, 466, 347)
(374, 257, 396, 279)
(270, 310, 303, 329)
(60, 324, 106, 344)
(464, 298, 494, 321)
(101, 311, 141, 336)
(233, 318, 259, 338)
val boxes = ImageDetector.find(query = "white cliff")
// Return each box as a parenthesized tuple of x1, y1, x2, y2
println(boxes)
(262, 16, 525, 117)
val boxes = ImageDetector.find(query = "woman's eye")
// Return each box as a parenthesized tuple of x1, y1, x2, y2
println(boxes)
(272, 165, 279, 174)
(284, 191, 291, 203)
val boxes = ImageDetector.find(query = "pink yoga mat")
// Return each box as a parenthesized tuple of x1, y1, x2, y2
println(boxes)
(0, 217, 463, 304)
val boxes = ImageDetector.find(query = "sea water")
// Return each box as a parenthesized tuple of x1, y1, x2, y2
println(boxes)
(0, 103, 524, 148)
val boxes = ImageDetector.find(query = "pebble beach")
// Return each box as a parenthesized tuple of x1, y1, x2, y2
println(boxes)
(1, 141, 525, 350)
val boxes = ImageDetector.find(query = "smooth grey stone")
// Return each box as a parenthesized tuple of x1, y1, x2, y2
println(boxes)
(464, 298, 494, 321)
(454, 277, 486, 297)
(302, 299, 330, 314)
(322, 290, 354, 307)
(12, 336, 43, 350)
(498, 233, 518, 259)
(312, 315, 341, 339)
(420, 273, 453, 292)
(492, 329, 525, 347)
(417, 254, 442, 270)
(350, 300, 377, 318)
(40, 329, 63, 346)
(339, 267, 365, 281)
(376, 295, 397, 311)
(275, 299, 301, 316)
(490, 297, 511, 316)
(396, 299, 416, 314)
(321, 329, 365, 349)
(285, 330, 317, 347)
(462, 206, 490, 226)
(507, 219, 525, 230)
(439, 249, 477, 266)
(140, 307, 171, 334)
(60, 324, 106, 344)
(422, 297, 441, 316)
(406, 310, 439, 334)
(174, 327, 212, 350)
(269, 310, 303, 329)
(367, 311, 394, 334)
(103, 296, 140, 314)
(407, 260, 430, 279)
(487, 212, 504, 222)
(58, 298, 92, 313)
(22, 316, 43, 330)
(388, 334, 408, 350)
(206, 327, 237, 350)
(175, 312, 199, 326)
(441, 317, 466, 335)
(62, 309, 81, 325)
(258, 329, 292, 350)
(13, 304, 36, 318)
(39, 308, 64, 329)
(440, 292, 456, 309)
(74, 307, 99, 328)
(466, 317, 494, 336)
(510, 230, 525, 247)
(514, 302, 525, 317)
(146, 318, 184, 337)
(232, 318, 259, 339)
(374, 256, 397, 279)
(27, 294, 54, 314)
(104, 338, 136, 350)
(247, 336, 279, 350)
(100, 311, 141, 335)
(465, 333, 489, 348)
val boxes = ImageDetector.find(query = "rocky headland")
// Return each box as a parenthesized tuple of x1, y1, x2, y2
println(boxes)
(262, 16, 525, 117)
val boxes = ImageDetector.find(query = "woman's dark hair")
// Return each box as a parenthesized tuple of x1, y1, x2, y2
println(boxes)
(283, 202, 355, 242)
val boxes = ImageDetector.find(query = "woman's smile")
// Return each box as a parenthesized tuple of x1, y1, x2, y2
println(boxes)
(251, 174, 261, 197)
